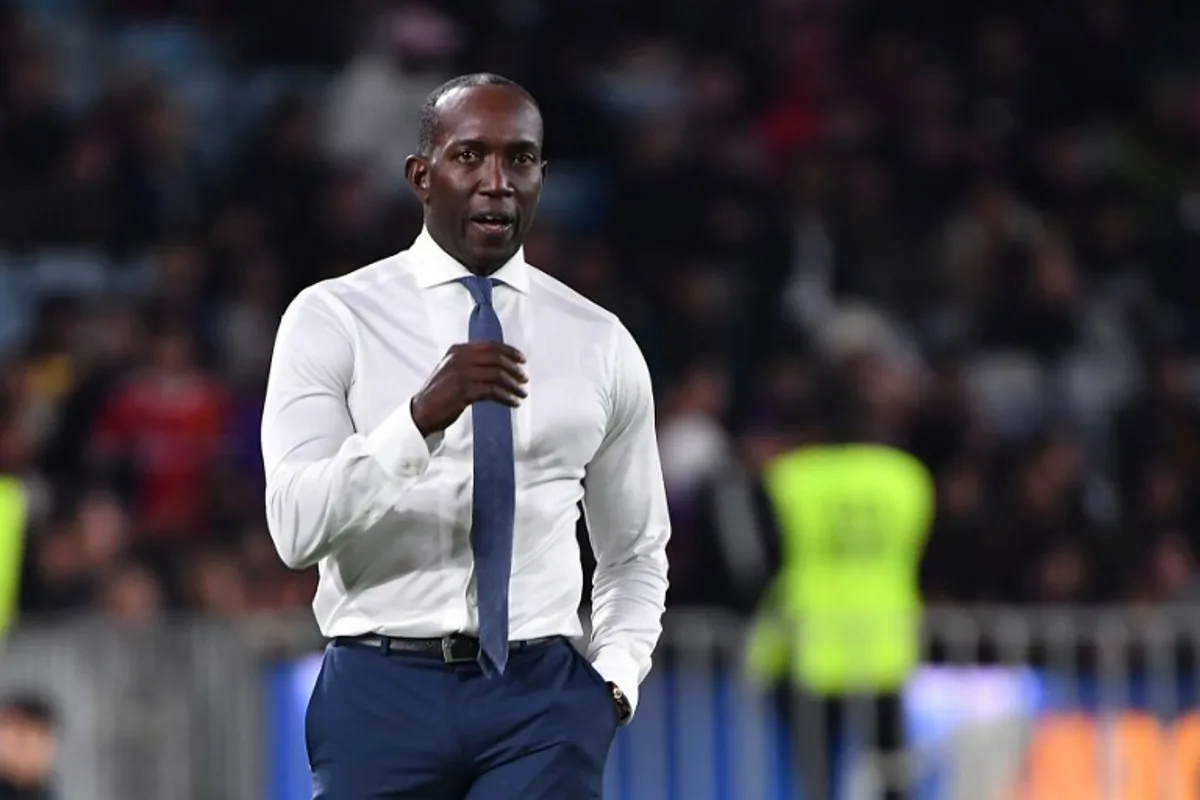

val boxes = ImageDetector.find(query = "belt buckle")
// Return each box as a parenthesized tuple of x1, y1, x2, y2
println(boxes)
(441, 635, 475, 664)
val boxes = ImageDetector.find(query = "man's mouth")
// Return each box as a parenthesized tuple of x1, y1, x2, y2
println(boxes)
(470, 213, 515, 236)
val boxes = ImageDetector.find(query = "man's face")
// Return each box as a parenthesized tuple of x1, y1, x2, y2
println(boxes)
(406, 84, 545, 273)
(0, 711, 55, 786)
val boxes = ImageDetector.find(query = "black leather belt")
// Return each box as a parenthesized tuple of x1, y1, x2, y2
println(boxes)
(333, 633, 564, 664)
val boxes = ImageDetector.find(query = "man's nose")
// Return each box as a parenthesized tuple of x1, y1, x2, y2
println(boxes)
(479, 156, 514, 195)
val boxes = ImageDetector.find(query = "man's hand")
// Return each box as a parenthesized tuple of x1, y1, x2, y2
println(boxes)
(410, 342, 528, 437)
(608, 682, 632, 725)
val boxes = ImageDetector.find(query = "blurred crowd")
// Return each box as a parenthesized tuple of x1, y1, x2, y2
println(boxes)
(3, 0, 1200, 624)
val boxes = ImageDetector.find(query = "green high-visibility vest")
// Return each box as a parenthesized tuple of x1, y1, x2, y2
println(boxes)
(0, 476, 27, 639)
(749, 444, 933, 694)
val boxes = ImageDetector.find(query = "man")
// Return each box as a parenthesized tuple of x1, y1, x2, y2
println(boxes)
(747, 387, 932, 800)
(261, 73, 670, 799)
(0, 693, 57, 800)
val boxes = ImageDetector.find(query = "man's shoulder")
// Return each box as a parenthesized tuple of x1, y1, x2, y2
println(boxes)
(310, 253, 415, 303)
(288, 253, 417, 324)
(525, 263, 621, 329)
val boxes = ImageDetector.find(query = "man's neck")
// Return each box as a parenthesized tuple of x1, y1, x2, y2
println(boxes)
(425, 227, 509, 277)
(466, 262, 504, 277)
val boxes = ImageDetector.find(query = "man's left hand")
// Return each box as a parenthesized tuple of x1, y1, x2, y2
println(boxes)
(608, 682, 632, 725)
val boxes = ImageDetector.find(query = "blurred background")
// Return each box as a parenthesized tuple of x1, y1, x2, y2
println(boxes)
(1, 0, 1200, 797)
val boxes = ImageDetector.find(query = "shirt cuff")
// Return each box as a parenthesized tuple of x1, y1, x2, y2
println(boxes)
(589, 646, 644, 718)
(365, 399, 442, 479)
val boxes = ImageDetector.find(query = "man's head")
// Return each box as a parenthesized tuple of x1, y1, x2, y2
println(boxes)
(405, 73, 545, 275)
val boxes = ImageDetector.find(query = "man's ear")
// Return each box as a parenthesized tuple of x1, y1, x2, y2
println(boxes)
(404, 155, 431, 202)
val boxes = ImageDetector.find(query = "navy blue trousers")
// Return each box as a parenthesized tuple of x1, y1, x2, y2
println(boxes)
(306, 637, 618, 799)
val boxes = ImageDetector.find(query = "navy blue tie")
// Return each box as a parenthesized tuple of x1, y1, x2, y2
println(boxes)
(460, 276, 515, 676)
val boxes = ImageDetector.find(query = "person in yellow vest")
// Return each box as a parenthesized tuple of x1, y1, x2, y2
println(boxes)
(746, 402, 934, 800)
(0, 475, 28, 641)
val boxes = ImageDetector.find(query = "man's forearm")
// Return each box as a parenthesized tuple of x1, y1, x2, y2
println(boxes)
(587, 546, 669, 715)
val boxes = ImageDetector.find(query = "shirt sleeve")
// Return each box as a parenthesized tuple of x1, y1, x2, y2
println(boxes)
(261, 287, 440, 569)
(581, 321, 671, 717)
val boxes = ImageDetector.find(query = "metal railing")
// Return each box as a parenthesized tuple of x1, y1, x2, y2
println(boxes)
(4, 608, 1200, 799)
(0, 617, 269, 800)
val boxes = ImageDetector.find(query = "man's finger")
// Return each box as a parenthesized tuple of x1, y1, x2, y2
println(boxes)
(500, 356, 528, 383)
(489, 383, 521, 407)
(492, 343, 526, 363)
(463, 341, 525, 362)
(465, 380, 523, 407)
(498, 369, 528, 398)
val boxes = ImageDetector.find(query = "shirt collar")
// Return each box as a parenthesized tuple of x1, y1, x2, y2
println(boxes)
(405, 226, 530, 294)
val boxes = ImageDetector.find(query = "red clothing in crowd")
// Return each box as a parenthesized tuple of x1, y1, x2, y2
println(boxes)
(93, 373, 228, 538)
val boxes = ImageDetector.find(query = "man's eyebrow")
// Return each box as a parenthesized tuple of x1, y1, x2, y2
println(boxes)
(446, 137, 541, 151)
(441, 137, 544, 158)
(447, 137, 486, 150)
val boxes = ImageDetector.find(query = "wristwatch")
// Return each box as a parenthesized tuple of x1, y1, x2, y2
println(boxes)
(608, 682, 632, 725)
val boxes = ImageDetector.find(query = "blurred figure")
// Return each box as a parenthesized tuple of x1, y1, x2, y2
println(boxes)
(99, 558, 164, 625)
(322, 3, 462, 194)
(919, 460, 987, 602)
(1000, 434, 1107, 604)
(905, 356, 989, 474)
(183, 545, 249, 618)
(0, 35, 73, 188)
(310, 168, 392, 275)
(19, 524, 91, 614)
(90, 327, 228, 540)
(228, 95, 329, 289)
(658, 362, 731, 498)
(1145, 533, 1200, 602)
(940, 179, 1044, 309)
(40, 305, 142, 488)
(974, 233, 1084, 359)
(19, 491, 132, 616)
(74, 490, 132, 569)
(108, 88, 205, 254)
(14, 296, 83, 459)
(0, 371, 32, 476)
(658, 363, 747, 608)
(0, 694, 56, 800)
(747, 389, 934, 800)
(236, 523, 315, 611)
(147, 237, 211, 344)
(214, 252, 282, 384)
(1115, 345, 1200, 500)
(40, 121, 116, 245)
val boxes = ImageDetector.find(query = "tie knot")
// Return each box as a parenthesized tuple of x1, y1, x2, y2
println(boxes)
(461, 275, 497, 307)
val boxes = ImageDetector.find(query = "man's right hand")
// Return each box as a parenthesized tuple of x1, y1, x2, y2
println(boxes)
(410, 342, 528, 437)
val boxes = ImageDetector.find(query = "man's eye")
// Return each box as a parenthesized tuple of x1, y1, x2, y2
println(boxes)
(457, 150, 479, 162)
(514, 153, 537, 165)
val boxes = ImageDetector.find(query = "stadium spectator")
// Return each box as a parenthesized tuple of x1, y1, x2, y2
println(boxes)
(0, 693, 56, 800)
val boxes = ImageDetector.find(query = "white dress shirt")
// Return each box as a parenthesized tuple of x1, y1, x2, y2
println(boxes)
(261, 228, 670, 711)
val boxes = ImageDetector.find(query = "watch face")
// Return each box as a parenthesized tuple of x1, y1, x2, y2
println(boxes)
(612, 688, 631, 720)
